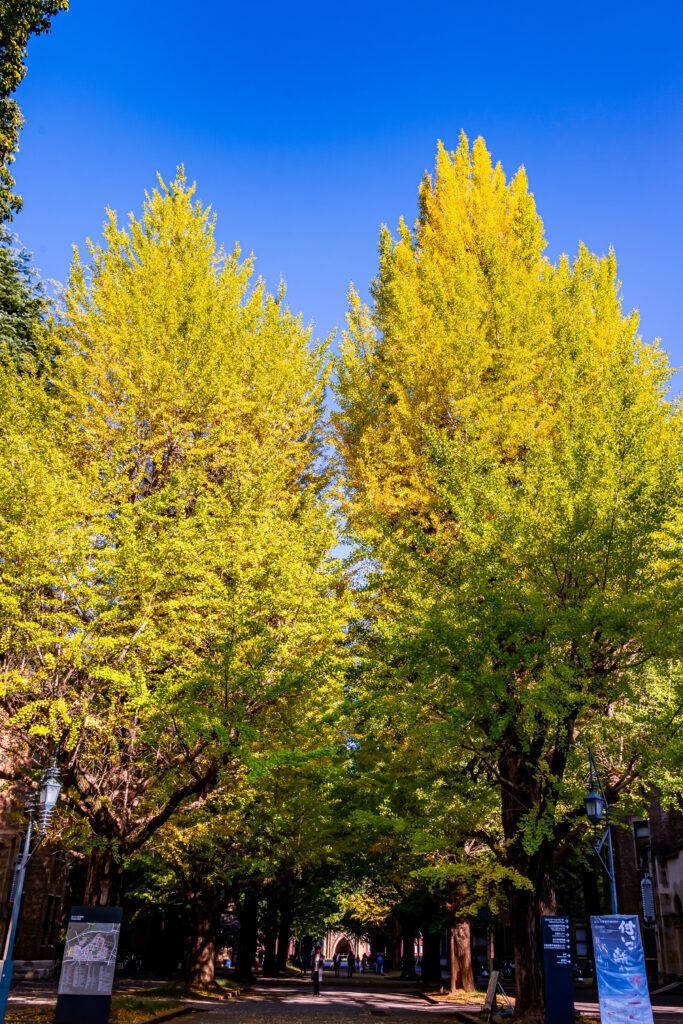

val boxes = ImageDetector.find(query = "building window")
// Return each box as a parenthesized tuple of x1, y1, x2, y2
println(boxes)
(633, 821, 651, 872)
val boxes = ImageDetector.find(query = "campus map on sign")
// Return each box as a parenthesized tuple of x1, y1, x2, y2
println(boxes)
(58, 919, 121, 996)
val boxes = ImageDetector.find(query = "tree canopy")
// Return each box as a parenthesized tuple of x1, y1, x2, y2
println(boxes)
(0, 0, 69, 221)
(333, 134, 683, 1020)
(0, 171, 346, 904)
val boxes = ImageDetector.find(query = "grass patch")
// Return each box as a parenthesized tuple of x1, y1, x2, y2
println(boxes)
(142, 977, 241, 1001)
(424, 989, 492, 1005)
(112, 996, 183, 1021)
(6, 999, 183, 1024)
(6, 1011, 53, 1023)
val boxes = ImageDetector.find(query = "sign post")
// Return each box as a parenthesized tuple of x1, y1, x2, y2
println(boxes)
(591, 915, 654, 1024)
(542, 916, 574, 1024)
(55, 906, 122, 1024)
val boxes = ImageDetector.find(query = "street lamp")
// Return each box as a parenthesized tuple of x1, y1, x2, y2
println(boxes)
(584, 749, 618, 915)
(0, 763, 62, 1023)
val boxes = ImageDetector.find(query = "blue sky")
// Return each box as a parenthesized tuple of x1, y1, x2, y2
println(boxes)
(11, 0, 683, 384)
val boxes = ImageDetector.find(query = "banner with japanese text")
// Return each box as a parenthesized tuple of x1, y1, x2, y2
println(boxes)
(591, 915, 653, 1024)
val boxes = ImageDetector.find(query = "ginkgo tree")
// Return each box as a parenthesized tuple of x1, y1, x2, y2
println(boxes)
(334, 135, 683, 1021)
(0, 171, 346, 904)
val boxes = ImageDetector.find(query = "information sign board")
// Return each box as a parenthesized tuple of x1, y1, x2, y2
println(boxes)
(542, 916, 574, 1024)
(591, 915, 654, 1024)
(55, 906, 122, 1024)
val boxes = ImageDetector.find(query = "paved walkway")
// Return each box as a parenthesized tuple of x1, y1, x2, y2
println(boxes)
(188, 976, 683, 1024)
(7, 972, 683, 1023)
(188, 975, 476, 1022)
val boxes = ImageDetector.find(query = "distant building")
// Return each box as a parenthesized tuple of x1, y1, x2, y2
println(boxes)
(613, 798, 683, 982)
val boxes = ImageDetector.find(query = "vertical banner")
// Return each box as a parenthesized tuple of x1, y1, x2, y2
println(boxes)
(591, 915, 654, 1024)
(542, 916, 574, 1024)
(55, 906, 122, 1024)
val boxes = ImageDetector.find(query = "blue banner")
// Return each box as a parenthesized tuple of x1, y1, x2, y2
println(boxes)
(591, 915, 653, 1024)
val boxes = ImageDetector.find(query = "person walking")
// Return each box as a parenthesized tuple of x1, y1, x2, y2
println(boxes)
(347, 949, 355, 977)
(312, 948, 323, 996)
(333, 953, 341, 977)
(361, 953, 368, 973)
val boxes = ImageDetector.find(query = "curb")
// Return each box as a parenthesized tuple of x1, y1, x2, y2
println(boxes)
(138, 1010, 199, 1024)
(135, 987, 245, 1023)
(414, 991, 439, 1005)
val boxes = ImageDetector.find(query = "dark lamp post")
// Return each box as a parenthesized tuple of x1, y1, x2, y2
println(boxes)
(584, 789, 605, 826)
(585, 749, 618, 915)
(0, 762, 62, 1022)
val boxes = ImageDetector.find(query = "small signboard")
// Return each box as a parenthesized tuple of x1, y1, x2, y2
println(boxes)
(484, 970, 500, 1012)
(591, 915, 654, 1024)
(55, 906, 122, 1024)
(542, 916, 574, 1024)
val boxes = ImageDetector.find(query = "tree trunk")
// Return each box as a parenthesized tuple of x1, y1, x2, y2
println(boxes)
(455, 917, 474, 991)
(261, 886, 279, 975)
(506, 873, 554, 1022)
(449, 921, 459, 995)
(499, 741, 563, 1023)
(447, 883, 474, 994)
(400, 919, 416, 979)
(233, 890, 259, 982)
(276, 897, 292, 974)
(83, 848, 123, 906)
(422, 929, 442, 985)
(391, 931, 402, 971)
(187, 886, 218, 985)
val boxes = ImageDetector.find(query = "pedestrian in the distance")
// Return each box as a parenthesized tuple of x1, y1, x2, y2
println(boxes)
(333, 953, 341, 977)
(376, 951, 384, 976)
(312, 948, 323, 995)
(361, 953, 368, 973)
(301, 950, 308, 976)
(347, 950, 355, 977)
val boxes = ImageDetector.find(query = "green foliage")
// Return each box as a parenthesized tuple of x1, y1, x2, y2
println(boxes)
(0, 0, 69, 220)
(333, 134, 683, 1007)
(0, 227, 47, 365)
(0, 172, 346, 887)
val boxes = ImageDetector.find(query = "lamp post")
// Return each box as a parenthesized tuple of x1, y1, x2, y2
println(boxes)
(0, 764, 62, 1022)
(584, 749, 618, 915)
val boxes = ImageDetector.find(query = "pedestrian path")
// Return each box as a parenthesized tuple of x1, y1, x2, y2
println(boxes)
(188, 975, 474, 1021)
(187, 976, 683, 1024)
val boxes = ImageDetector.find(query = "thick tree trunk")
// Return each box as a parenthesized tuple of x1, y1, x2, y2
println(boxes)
(499, 741, 563, 1023)
(447, 883, 474, 994)
(449, 922, 459, 995)
(422, 929, 442, 985)
(83, 848, 123, 906)
(455, 917, 474, 991)
(276, 897, 292, 974)
(391, 931, 402, 971)
(187, 886, 218, 985)
(507, 871, 555, 1022)
(261, 887, 279, 975)
(400, 919, 416, 979)
(233, 890, 259, 982)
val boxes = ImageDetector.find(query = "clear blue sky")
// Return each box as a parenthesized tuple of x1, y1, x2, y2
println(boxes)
(12, 0, 683, 384)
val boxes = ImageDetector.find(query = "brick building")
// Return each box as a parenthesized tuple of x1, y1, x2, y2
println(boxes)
(0, 786, 68, 977)
(612, 799, 683, 982)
